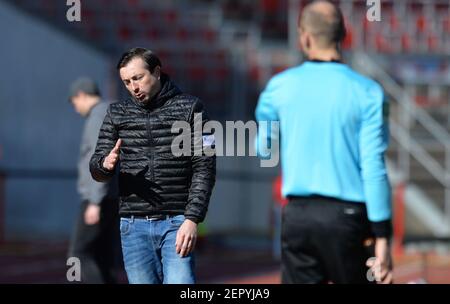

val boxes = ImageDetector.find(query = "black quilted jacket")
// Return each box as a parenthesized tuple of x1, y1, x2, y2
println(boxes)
(89, 74, 216, 223)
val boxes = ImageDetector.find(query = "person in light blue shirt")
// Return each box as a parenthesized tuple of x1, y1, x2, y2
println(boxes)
(255, 0, 393, 284)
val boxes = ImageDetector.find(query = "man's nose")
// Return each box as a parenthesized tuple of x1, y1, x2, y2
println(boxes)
(131, 82, 139, 92)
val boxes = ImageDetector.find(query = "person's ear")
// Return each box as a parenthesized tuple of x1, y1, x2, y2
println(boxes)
(153, 66, 161, 80)
(298, 30, 310, 53)
(304, 33, 312, 51)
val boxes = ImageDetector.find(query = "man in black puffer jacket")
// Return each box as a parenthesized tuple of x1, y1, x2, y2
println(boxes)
(90, 47, 216, 284)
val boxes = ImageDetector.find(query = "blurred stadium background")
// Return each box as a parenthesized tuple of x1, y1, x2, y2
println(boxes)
(0, 0, 450, 283)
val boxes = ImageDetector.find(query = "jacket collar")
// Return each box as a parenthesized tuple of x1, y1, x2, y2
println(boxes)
(307, 59, 342, 63)
(131, 73, 181, 111)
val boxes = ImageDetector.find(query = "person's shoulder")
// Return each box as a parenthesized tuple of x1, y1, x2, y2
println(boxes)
(262, 65, 303, 93)
(88, 101, 109, 120)
(92, 101, 110, 114)
(343, 68, 384, 107)
(344, 66, 382, 93)
(276, 65, 303, 77)
(162, 93, 205, 121)
(107, 99, 133, 113)
(169, 93, 203, 109)
(270, 65, 303, 83)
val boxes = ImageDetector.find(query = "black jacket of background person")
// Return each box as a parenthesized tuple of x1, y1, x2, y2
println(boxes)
(89, 74, 216, 223)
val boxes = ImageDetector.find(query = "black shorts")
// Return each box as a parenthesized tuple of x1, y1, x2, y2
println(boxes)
(281, 196, 375, 284)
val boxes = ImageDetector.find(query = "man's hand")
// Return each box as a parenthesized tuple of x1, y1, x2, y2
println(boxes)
(103, 139, 122, 171)
(366, 237, 393, 284)
(84, 204, 101, 225)
(176, 219, 198, 257)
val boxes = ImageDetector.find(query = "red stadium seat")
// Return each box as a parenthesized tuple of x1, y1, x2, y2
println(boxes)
(213, 50, 227, 64)
(262, 0, 279, 12)
(164, 10, 178, 24)
(138, 10, 151, 23)
(156, 49, 173, 64)
(127, 0, 139, 6)
(82, 8, 94, 22)
(176, 28, 189, 42)
(427, 34, 439, 52)
(189, 67, 207, 80)
(443, 17, 450, 33)
(214, 67, 230, 81)
(202, 29, 217, 43)
(185, 50, 200, 63)
(375, 33, 391, 53)
(118, 25, 132, 42)
(389, 12, 400, 32)
(249, 66, 261, 82)
(162, 65, 175, 77)
(145, 28, 160, 41)
(342, 23, 353, 50)
(401, 33, 411, 52)
(416, 15, 427, 34)
(415, 95, 429, 107)
(362, 15, 371, 32)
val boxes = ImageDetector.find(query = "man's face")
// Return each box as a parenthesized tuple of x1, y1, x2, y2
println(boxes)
(119, 57, 161, 104)
(71, 93, 89, 116)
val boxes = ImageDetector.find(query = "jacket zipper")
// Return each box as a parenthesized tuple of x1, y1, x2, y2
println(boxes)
(146, 113, 155, 182)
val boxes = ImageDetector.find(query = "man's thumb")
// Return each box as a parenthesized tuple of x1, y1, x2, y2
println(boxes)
(113, 139, 122, 152)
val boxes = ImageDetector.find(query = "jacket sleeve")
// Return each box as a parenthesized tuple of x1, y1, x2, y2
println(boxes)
(359, 82, 392, 238)
(85, 107, 110, 204)
(255, 77, 280, 159)
(184, 100, 216, 223)
(89, 105, 119, 183)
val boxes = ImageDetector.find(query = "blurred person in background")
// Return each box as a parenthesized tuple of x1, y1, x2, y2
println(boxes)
(255, 0, 393, 284)
(89, 47, 216, 284)
(68, 77, 121, 283)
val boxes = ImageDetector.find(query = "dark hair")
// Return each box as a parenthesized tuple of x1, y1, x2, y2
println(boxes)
(117, 47, 162, 73)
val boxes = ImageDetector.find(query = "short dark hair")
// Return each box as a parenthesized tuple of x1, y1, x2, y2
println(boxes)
(117, 47, 162, 73)
(299, 1, 346, 49)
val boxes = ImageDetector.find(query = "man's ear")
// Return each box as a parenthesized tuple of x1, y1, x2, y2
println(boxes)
(298, 30, 310, 53)
(304, 33, 312, 52)
(153, 66, 161, 80)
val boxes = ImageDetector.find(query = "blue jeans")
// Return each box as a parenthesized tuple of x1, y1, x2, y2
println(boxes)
(120, 215, 195, 284)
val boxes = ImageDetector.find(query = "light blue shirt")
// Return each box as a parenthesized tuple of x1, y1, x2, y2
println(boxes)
(255, 61, 391, 222)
